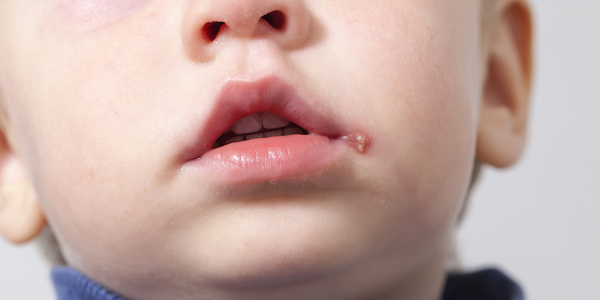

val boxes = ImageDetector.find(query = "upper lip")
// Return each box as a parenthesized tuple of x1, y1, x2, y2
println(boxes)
(183, 75, 342, 161)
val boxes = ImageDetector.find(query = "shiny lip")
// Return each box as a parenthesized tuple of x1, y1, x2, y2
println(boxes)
(182, 75, 343, 161)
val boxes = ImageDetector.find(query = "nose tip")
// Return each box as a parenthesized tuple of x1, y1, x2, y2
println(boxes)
(181, 0, 310, 62)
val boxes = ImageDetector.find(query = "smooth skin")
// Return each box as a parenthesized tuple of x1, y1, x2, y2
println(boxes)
(0, 0, 532, 299)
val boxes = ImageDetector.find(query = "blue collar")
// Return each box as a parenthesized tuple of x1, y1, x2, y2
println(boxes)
(442, 268, 525, 300)
(52, 266, 524, 300)
(52, 267, 125, 300)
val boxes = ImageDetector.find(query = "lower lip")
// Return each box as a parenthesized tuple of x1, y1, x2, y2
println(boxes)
(184, 135, 344, 184)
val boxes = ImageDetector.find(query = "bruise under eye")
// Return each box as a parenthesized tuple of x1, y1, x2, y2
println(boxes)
(59, 0, 150, 24)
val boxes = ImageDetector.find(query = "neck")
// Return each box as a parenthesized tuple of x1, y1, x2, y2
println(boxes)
(54, 253, 449, 300)
(126, 252, 449, 300)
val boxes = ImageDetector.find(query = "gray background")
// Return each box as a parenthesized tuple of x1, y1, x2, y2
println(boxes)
(1, 0, 599, 299)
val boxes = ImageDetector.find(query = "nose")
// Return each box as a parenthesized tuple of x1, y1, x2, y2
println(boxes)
(181, 0, 310, 61)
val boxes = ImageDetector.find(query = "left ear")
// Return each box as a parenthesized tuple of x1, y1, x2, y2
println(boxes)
(476, 0, 534, 168)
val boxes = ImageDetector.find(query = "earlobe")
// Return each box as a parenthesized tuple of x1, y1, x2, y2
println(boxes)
(0, 127, 46, 244)
(476, 0, 533, 168)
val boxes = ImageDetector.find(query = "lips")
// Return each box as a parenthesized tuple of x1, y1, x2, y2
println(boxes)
(181, 75, 368, 184)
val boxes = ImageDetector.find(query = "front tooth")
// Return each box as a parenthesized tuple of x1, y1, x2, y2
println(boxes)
(245, 133, 264, 140)
(262, 113, 290, 129)
(284, 128, 304, 136)
(232, 114, 262, 134)
(264, 130, 283, 137)
(225, 136, 245, 145)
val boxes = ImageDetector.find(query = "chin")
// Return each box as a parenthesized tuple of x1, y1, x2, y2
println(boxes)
(180, 206, 360, 290)
(202, 244, 351, 290)
(208, 258, 337, 290)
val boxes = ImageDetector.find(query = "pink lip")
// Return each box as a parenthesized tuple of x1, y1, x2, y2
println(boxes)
(181, 76, 367, 184)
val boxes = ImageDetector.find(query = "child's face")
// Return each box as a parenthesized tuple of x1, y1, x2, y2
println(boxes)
(1, 0, 484, 298)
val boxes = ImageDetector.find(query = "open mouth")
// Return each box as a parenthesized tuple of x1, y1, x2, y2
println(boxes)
(181, 76, 368, 183)
(214, 112, 309, 149)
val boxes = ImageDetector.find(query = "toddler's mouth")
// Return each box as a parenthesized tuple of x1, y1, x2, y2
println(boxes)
(181, 75, 369, 184)
(214, 113, 308, 149)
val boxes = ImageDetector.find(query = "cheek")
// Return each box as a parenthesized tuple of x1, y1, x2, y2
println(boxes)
(55, 0, 151, 24)
(1, 3, 191, 271)
(318, 0, 480, 236)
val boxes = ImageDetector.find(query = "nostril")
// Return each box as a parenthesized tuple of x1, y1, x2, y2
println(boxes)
(200, 11, 285, 43)
(202, 21, 224, 42)
(261, 10, 286, 30)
